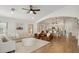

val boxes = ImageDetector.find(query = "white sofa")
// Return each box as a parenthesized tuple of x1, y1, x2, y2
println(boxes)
(0, 34, 15, 53)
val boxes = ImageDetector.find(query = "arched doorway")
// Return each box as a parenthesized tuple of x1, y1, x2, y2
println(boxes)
(37, 16, 79, 40)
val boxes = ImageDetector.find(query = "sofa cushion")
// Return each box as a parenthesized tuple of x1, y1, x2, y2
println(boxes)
(1, 37, 8, 42)
(0, 34, 8, 42)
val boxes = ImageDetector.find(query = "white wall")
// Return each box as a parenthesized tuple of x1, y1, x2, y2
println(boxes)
(34, 6, 79, 45)
(0, 16, 32, 38)
(36, 6, 79, 23)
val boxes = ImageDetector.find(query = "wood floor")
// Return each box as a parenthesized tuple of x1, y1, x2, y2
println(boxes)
(33, 42, 79, 53)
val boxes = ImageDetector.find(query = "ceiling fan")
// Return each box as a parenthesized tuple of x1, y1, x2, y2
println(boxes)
(22, 5, 40, 14)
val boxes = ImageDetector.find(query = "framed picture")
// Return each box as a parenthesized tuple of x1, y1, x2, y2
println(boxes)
(16, 23, 23, 30)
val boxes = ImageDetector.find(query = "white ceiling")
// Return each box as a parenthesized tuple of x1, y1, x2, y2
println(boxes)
(0, 5, 67, 22)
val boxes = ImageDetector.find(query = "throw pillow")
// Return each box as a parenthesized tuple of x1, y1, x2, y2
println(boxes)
(1, 37, 8, 42)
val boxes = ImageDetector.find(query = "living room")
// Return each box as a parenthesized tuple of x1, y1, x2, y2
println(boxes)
(0, 5, 79, 53)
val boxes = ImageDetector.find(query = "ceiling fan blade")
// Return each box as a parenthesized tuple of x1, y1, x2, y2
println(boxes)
(33, 11, 36, 14)
(32, 9, 40, 11)
(22, 8, 29, 10)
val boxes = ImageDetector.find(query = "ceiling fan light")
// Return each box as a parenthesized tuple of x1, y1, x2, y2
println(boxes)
(30, 11, 33, 14)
